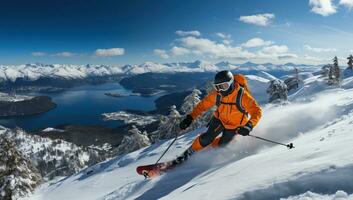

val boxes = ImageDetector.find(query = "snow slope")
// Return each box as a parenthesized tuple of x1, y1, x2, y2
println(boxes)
(27, 79, 353, 200)
(0, 127, 106, 180)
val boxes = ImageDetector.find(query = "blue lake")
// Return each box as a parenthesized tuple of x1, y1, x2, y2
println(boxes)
(0, 82, 162, 131)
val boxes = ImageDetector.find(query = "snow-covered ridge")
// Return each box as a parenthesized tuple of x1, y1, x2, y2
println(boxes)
(0, 61, 320, 83)
(0, 127, 107, 180)
(102, 111, 159, 126)
(0, 63, 124, 83)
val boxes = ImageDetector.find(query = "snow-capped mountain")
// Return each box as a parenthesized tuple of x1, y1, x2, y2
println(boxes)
(0, 61, 320, 84)
(0, 64, 124, 83)
(237, 61, 319, 72)
(25, 69, 353, 200)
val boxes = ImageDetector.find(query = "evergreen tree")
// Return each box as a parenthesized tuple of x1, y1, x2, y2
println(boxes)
(333, 56, 340, 83)
(118, 125, 150, 154)
(266, 79, 288, 103)
(328, 64, 334, 83)
(347, 55, 353, 70)
(180, 88, 214, 130)
(0, 137, 42, 200)
(204, 80, 215, 94)
(152, 105, 181, 142)
(321, 64, 331, 77)
(329, 56, 341, 85)
(284, 67, 300, 92)
(180, 89, 201, 114)
(295, 67, 299, 82)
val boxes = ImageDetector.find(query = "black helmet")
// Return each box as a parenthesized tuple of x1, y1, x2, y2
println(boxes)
(213, 70, 235, 96)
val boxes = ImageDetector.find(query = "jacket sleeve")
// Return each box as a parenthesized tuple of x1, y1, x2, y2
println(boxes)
(190, 90, 217, 119)
(242, 90, 262, 127)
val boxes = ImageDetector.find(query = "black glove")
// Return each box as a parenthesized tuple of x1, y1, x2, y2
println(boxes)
(237, 122, 253, 136)
(179, 115, 193, 130)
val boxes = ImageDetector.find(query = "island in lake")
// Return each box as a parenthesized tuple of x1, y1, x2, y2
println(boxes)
(0, 93, 56, 117)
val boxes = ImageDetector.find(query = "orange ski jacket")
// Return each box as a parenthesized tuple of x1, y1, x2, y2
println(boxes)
(190, 74, 262, 129)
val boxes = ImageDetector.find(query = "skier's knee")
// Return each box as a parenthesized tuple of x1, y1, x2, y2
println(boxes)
(218, 132, 235, 147)
(199, 134, 214, 147)
(191, 135, 211, 151)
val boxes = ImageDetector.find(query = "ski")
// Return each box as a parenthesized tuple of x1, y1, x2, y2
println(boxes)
(136, 160, 176, 178)
(136, 147, 193, 178)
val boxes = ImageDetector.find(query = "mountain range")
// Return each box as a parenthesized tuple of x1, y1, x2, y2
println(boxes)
(0, 61, 321, 84)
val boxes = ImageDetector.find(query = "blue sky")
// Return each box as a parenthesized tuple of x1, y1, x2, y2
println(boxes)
(0, 0, 352, 65)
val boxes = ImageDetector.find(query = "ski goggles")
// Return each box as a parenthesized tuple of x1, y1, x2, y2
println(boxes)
(213, 77, 234, 92)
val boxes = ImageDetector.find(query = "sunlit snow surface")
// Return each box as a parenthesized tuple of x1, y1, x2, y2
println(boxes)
(27, 74, 353, 200)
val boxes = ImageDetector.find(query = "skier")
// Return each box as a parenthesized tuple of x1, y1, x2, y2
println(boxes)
(177, 70, 262, 162)
(136, 70, 263, 178)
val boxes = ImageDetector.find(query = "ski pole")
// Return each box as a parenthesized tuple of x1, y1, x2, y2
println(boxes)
(248, 134, 295, 149)
(154, 131, 180, 165)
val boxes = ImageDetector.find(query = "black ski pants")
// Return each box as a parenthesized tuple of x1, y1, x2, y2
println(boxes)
(198, 117, 236, 147)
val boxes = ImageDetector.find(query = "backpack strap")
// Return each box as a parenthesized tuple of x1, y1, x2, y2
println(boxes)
(216, 94, 222, 107)
(215, 86, 248, 116)
(236, 86, 247, 124)
(235, 86, 246, 115)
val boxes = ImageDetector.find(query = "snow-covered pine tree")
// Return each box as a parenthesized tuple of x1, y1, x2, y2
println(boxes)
(204, 80, 215, 94)
(347, 55, 353, 70)
(333, 56, 341, 84)
(180, 89, 201, 114)
(152, 105, 181, 142)
(266, 79, 288, 103)
(117, 125, 151, 155)
(329, 56, 341, 85)
(284, 68, 300, 92)
(321, 64, 331, 77)
(0, 128, 106, 180)
(180, 88, 214, 130)
(0, 137, 42, 200)
(328, 64, 334, 83)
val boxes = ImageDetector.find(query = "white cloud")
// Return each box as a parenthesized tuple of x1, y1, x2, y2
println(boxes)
(222, 40, 232, 45)
(155, 33, 303, 63)
(216, 33, 232, 45)
(170, 46, 190, 56)
(32, 52, 46, 57)
(239, 13, 275, 26)
(255, 45, 299, 61)
(54, 52, 75, 57)
(260, 45, 289, 55)
(304, 45, 338, 52)
(175, 30, 201, 37)
(277, 53, 299, 60)
(339, 0, 353, 10)
(309, 0, 337, 16)
(216, 32, 231, 39)
(154, 47, 190, 59)
(179, 36, 255, 59)
(242, 38, 274, 48)
(94, 48, 125, 57)
(154, 49, 169, 59)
